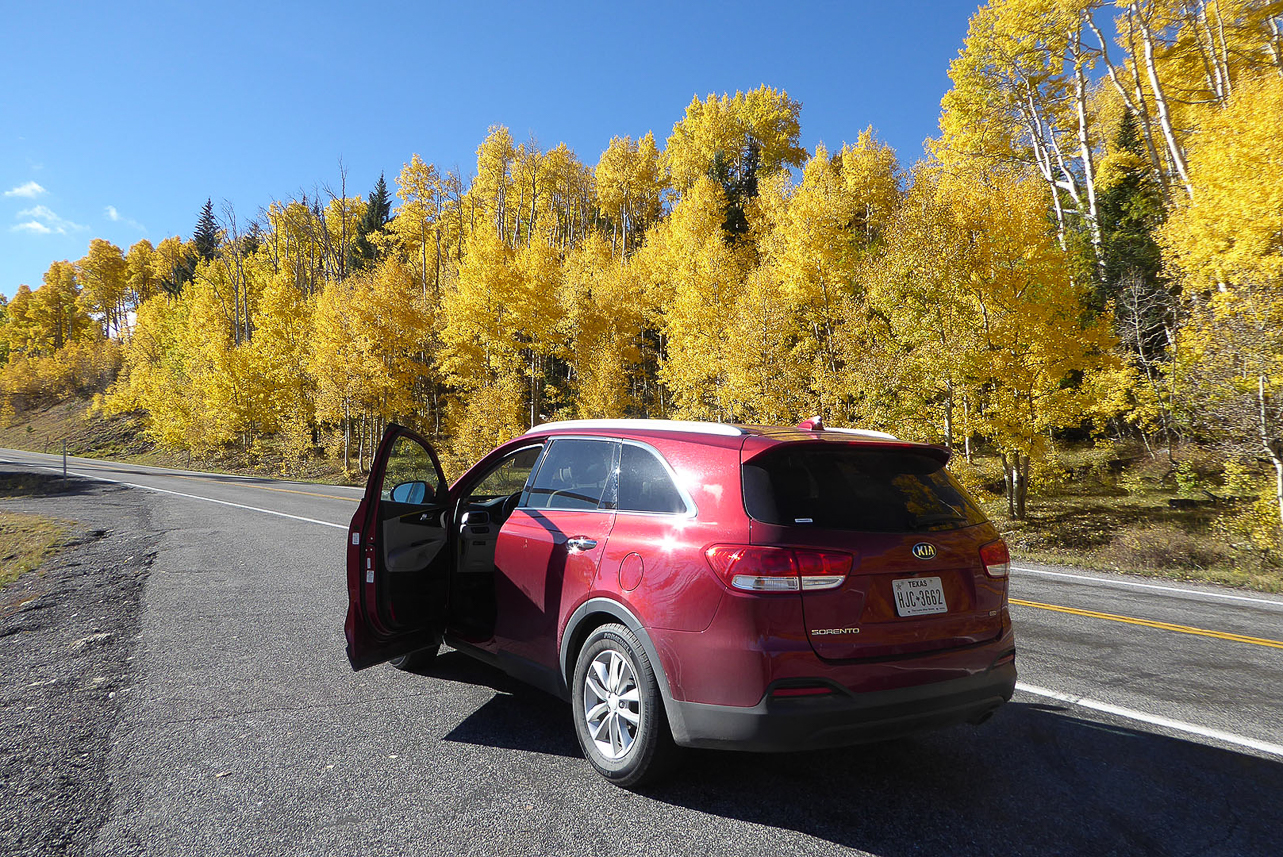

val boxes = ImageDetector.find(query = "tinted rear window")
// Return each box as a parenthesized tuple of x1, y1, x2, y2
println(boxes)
(743, 447, 987, 532)
(615, 444, 688, 514)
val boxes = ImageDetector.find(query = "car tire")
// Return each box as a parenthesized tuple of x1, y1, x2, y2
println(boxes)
(388, 643, 439, 671)
(571, 623, 680, 787)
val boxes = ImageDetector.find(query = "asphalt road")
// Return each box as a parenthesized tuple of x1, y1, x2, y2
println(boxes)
(3, 448, 1282, 856)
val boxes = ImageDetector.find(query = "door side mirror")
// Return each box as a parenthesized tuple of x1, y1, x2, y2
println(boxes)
(389, 480, 432, 504)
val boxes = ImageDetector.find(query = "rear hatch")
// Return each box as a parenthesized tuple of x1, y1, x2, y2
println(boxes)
(742, 440, 1007, 660)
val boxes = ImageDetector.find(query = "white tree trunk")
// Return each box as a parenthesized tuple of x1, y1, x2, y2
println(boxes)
(1134, 2, 1194, 197)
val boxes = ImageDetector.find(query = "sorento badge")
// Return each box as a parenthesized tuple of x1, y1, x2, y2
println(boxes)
(912, 542, 937, 560)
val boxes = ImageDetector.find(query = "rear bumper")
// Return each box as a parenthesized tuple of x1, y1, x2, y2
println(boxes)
(666, 660, 1017, 751)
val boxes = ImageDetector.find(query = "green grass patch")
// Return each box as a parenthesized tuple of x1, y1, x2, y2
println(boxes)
(0, 511, 70, 588)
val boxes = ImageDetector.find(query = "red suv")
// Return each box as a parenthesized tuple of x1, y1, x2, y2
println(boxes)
(345, 418, 1016, 786)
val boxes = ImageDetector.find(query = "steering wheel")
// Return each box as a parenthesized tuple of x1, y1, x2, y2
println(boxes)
(499, 491, 521, 522)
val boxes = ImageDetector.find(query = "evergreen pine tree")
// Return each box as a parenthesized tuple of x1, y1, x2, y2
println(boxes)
(350, 174, 392, 271)
(1097, 111, 1171, 358)
(709, 140, 761, 242)
(193, 199, 219, 262)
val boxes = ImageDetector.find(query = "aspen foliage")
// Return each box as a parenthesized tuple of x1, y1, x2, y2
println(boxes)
(1162, 74, 1283, 542)
(664, 86, 808, 192)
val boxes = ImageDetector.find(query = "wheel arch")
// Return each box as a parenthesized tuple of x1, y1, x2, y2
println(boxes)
(559, 598, 689, 740)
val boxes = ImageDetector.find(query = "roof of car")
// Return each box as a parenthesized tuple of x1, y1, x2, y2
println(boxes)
(522, 419, 903, 444)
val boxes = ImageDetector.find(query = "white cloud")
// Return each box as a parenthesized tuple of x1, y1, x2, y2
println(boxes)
(11, 204, 86, 235)
(4, 181, 46, 199)
(105, 205, 146, 233)
(12, 220, 52, 235)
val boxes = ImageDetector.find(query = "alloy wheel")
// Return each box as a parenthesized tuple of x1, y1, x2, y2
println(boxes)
(581, 649, 642, 760)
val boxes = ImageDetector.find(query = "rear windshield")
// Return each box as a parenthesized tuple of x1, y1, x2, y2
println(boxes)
(743, 446, 988, 532)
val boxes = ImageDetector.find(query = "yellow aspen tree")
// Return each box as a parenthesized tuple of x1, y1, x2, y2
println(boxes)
(739, 140, 900, 426)
(649, 178, 751, 419)
(596, 133, 666, 258)
(309, 276, 370, 471)
(474, 126, 517, 245)
(1162, 75, 1283, 547)
(392, 154, 443, 295)
(871, 164, 987, 450)
(944, 167, 1116, 517)
(31, 262, 92, 353)
(99, 293, 200, 449)
(252, 270, 317, 466)
(76, 238, 130, 338)
(939, 0, 1106, 264)
(664, 86, 807, 193)
(151, 235, 193, 296)
(125, 239, 159, 305)
(561, 233, 643, 417)
(436, 225, 529, 458)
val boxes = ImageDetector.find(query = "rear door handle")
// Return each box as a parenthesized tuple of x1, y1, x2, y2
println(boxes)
(566, 536, 598, 552)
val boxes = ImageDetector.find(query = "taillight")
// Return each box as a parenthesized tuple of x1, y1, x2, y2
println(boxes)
(704, 545, 853, 593)
(979, 539, 1010, 578)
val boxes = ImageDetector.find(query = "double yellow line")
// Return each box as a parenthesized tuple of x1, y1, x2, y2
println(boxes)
(1011, 598, 1283, 650)
(168, 473, 361, 502)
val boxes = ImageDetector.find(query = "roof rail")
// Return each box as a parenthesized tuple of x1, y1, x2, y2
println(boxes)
(524, 419, 746, 437)
(825, 427, 899, 440)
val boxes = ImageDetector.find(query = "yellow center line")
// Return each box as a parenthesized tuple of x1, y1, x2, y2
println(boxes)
(60, 460, 360, 503)
(166, 473, 361, 502)
(1010, 598, 1283, 650)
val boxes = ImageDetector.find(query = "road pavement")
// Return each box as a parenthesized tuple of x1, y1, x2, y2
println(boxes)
(2, 448, 1281, 856)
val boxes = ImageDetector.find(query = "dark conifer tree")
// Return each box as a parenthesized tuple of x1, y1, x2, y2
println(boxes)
(1097, 111, 1172, 358)
(709, 139, 761, 242)
(350, 174, 393, 271)
(193, 199, 220, 262)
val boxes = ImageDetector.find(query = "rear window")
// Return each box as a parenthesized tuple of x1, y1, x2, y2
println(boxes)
(743, 446, 987, 532)
(614, 443, 689, 514)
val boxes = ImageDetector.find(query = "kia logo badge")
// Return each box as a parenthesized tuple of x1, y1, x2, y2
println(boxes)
(912, 542, 937, 560)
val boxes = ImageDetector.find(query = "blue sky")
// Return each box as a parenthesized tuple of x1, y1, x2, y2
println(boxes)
(0, 0, 980, 299)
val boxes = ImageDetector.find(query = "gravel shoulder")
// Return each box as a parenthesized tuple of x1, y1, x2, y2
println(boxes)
(0, 473, 158, 857)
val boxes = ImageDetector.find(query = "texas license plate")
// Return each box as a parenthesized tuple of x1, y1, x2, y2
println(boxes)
(892, 577, 948, 617)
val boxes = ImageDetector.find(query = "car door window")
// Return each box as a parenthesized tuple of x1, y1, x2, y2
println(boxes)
(523, 439, 617, 511)
(465, 446, 542, 505)
(381, 435, 444, 506)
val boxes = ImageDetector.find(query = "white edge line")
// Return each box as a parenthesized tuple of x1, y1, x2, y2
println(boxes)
(1016, 682, 1283, 759)
(1013, 565, 1283, 608)
(17, 462, 347, 530)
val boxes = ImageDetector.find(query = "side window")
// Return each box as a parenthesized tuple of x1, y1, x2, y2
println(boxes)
(616, 444, 688, 514)
(524, 439, 617, 511)
(380, 435, 443, 504)
(464, 446, 542, 505)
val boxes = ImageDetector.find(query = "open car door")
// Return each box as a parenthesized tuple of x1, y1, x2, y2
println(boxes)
(345, 424, 451, 670)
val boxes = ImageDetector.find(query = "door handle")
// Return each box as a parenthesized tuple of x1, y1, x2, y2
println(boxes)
(566, 536, 598, 552)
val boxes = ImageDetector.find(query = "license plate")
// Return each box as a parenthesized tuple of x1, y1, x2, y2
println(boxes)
(892, 577, 948, 617)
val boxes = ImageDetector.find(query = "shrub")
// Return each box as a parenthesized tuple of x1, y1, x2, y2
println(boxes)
(1102, 523, 1228, 571)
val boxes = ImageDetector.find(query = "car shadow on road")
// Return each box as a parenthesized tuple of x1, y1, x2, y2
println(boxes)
(641, 701, 1283, 856)
(0, 471, 98, 498)
(401, 651, 1283, 854)
(415, 650, 582, 759)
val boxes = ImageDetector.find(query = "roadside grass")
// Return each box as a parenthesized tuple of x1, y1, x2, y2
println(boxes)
(955, 444, 1282, 593)
(0, 512, 69, 588)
